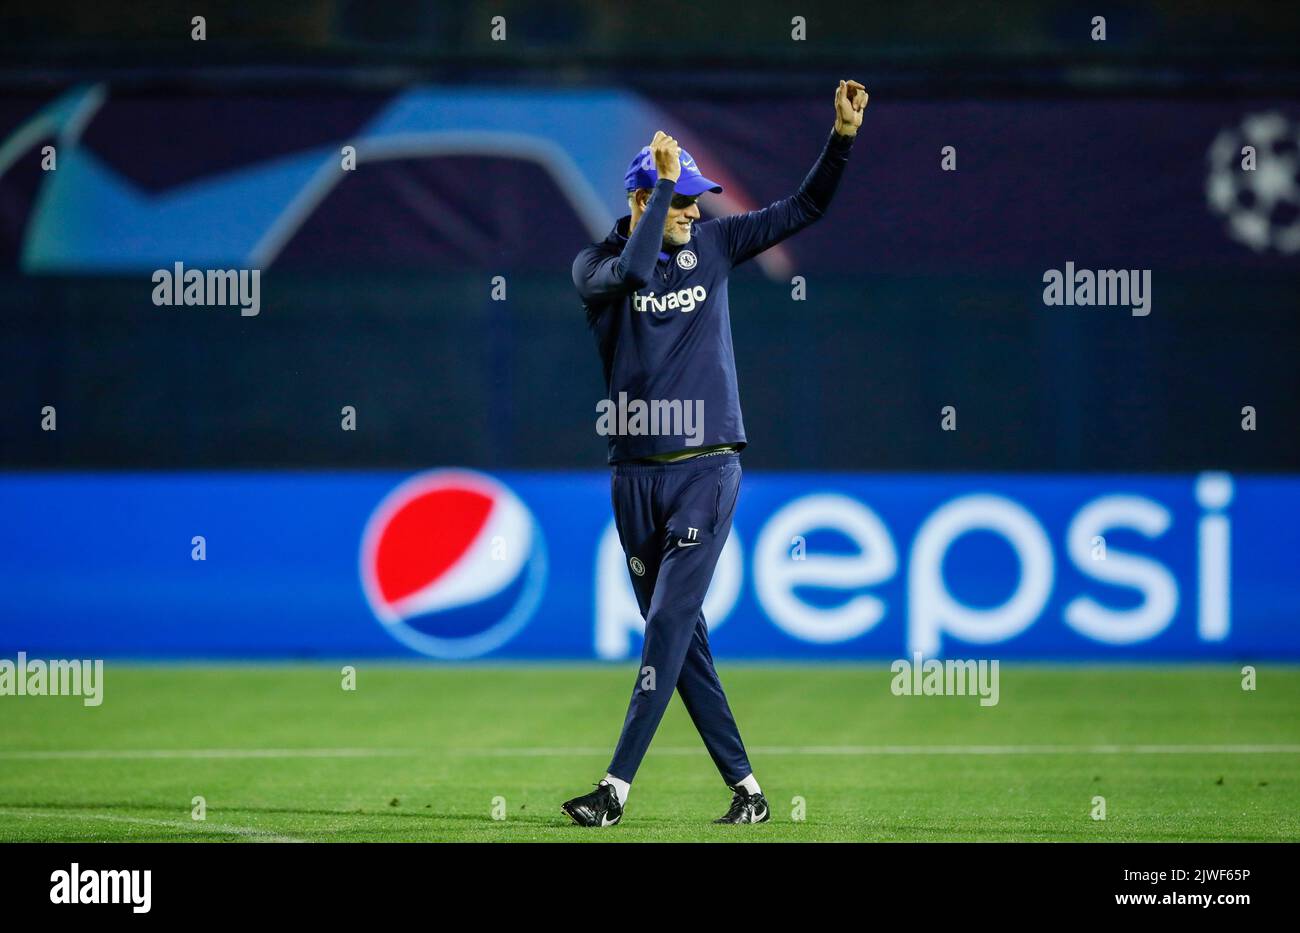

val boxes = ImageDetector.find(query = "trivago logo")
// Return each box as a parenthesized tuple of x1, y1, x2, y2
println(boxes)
(360, 470, 547, 658)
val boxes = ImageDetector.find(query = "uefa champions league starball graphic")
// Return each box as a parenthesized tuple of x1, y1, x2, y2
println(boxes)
(359, 470, 547, 659)
(1206, 111, 1300, 254)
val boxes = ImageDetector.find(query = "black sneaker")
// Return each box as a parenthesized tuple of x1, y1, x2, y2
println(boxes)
(714, 786, 770, 824)
(561, 782, 623, 827)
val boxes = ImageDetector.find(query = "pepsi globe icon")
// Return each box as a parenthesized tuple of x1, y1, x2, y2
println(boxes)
(360, 470, 547, 659)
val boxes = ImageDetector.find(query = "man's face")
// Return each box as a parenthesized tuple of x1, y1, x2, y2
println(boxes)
(634, 190, 702, 246)
(663, 193, 701, 246)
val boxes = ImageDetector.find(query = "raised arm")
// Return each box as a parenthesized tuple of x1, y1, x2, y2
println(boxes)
(573, 131, 681, 301)
(716, 80, 867, 268)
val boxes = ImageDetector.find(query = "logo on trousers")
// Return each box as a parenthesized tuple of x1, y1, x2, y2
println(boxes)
(360, 470, 547, 658)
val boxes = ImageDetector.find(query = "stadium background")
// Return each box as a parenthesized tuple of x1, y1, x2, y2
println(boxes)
(2, 0, 1297, 662)
(0, 0, 1298, 843)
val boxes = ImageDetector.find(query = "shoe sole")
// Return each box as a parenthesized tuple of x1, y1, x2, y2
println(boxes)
(561, 805, 620, 827)
(714, 808, 770, 825)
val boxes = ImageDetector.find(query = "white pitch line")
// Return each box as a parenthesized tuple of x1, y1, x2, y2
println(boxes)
(2, 743, 1299, 761)
(0, 748, 414, 760)
(448, 744, 1300, 756)
(0, 808, 305, 842)
(751, 744, 1300, 756)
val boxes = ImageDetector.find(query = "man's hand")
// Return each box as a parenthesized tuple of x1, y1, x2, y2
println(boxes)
(834, 79, 868, 137)
(650, 130, 681, 183)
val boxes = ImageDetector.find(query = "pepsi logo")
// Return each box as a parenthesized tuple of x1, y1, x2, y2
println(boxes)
(360, 470, 547, 658)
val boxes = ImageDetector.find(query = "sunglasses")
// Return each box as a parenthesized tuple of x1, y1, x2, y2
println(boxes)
(670, 194, 700, 210)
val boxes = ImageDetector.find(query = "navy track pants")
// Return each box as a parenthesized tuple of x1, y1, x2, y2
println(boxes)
(606, 451, 752, 786)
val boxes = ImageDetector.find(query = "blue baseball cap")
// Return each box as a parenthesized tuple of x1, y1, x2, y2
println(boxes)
(624, 145, 723, 197)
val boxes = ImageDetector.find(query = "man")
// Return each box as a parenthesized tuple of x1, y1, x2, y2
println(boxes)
(562, 80, 868, 827)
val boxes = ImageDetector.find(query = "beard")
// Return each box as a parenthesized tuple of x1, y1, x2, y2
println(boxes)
(664, 223, 692, 247)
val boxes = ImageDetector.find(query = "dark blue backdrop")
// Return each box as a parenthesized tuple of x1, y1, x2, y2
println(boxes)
(1, 88, 1297, 472)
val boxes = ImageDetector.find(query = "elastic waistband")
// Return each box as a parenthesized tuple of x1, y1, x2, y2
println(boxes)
(612, 450, 741, 475)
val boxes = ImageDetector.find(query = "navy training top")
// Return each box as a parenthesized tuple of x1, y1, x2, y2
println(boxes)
(573, 129, 855, 463)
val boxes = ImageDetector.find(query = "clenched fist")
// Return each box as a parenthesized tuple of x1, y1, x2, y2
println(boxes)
(650, 130, 681, 183)
(834, 79, 868, 137)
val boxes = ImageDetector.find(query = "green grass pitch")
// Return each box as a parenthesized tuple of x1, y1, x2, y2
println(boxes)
(1, 664, 1298, 842)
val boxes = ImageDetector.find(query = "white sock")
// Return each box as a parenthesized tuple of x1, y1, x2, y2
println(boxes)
(735, 773, 762, 796)
(601, 774, 630, 806)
